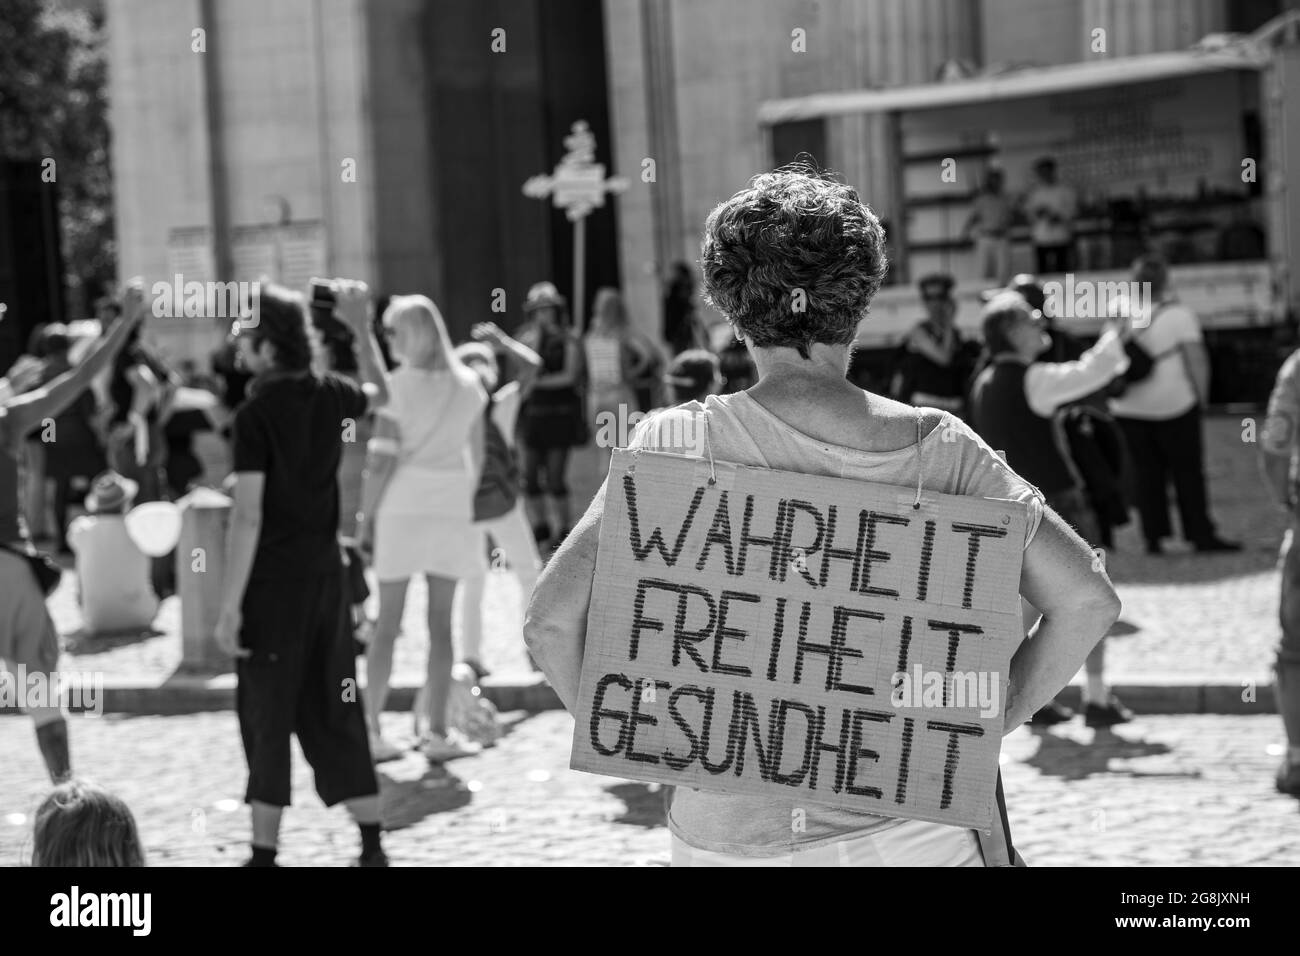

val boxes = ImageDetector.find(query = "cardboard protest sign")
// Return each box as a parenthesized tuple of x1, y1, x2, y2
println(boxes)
(570, 448, 1028, 831)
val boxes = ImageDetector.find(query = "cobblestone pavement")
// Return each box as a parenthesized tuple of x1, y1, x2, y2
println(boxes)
(2, 711, 1297, 866)
(1098, 414, 1282, 683)
(37, 414, 1290, 691)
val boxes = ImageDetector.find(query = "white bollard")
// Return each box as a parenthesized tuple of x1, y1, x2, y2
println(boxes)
(176, 487, 231, 672)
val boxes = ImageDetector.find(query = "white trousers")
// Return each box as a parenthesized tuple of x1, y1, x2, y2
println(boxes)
(455, 500, 542, 661)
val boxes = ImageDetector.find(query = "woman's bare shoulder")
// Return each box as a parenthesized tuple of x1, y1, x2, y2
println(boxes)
(861, 390, 948, 439)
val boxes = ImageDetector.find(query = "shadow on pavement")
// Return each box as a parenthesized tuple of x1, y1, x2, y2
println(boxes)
(378, 762, 473, 829)
(62, 626, 167, 655)
(603, 782, 668, 828)
(376, 714, 528, 830)
(1105, 548, 1274, 587)
(1024, 727, 1194, 782)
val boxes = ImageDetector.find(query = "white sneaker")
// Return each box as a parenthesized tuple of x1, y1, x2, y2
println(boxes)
(419, 730, 482, 763)
(368, 733, 404, 763)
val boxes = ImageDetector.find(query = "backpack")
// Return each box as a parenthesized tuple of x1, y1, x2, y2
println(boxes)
(473, 398, 520, 522)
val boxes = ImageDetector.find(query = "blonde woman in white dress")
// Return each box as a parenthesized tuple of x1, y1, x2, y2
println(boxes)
(358, 295, 487, 762)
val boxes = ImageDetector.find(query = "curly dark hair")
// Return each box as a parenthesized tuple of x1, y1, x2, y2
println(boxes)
(700, 164, 888, 358)
(248, 282, 313, 371)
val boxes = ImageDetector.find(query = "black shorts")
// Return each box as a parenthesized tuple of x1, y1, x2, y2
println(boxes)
(236, 558, 377, 808)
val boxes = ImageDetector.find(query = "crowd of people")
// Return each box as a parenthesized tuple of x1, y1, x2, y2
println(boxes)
(0, 259, 737, 867)
(4, 162, 1298, 867)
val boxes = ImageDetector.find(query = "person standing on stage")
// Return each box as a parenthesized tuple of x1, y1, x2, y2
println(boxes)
(962, 168, 1014, 285)
(1023, 156, 1077, 274)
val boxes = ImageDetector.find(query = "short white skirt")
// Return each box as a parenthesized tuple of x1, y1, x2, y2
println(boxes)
(373, 467, 487, 582)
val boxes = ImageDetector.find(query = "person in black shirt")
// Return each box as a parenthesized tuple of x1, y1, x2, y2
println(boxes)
(213, 281, 391, 867)
(890, 273, 979, 416)
(663, 261, 704, 355)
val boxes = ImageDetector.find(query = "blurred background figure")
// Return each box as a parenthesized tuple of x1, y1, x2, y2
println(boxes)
(962, 168, 1014, 284)
(1, 284, 145, 789)
(584, 287, 659, 471)
(106, 322, 181, 599)
(160, 376, 222, 499)
(991, 275, 1133, 549)
(26, 324, 106, 553)
(31, 779, 145, 867)
(663, 261, 705, 356)
(106, 322, 178, 505)
(663, 349, 724, 407)
(67, 470, 159, 635)
(970, 291, 1134, 728)
(718, 330, 759, 395)
(1260, 350, 1300, 796)
(1108, 255, 1238, 554)
(309, 277, 370, 539)
(1024, 156, 1077, 274)
(453, 322, 543, 680)
(210, 321, 253, 429)
(890, 273, 979, 417)
(515, 282, 586, 549)
(359, 295, 487, 764)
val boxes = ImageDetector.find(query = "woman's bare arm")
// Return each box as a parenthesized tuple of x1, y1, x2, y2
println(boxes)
(473, 322, 542, 390)
(3, 283, 145, 444)
(1004, 506, 1121, 730)
(356, 412, 401, 546)
(335, 280, 390, 411)
(524, 477, 607, 712)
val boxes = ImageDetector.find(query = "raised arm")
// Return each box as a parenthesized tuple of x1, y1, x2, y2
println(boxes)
(1005, 507, 1121, 730)
(1022, 327, 1130, 417)
(524, 477, 607, 711)
(334, 280, 390, 411)
(472, 321, 542, 390)
(2, 282, 146, 443)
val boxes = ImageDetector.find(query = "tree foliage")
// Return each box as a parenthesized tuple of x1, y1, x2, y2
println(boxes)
(0, 0, 114, 316)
